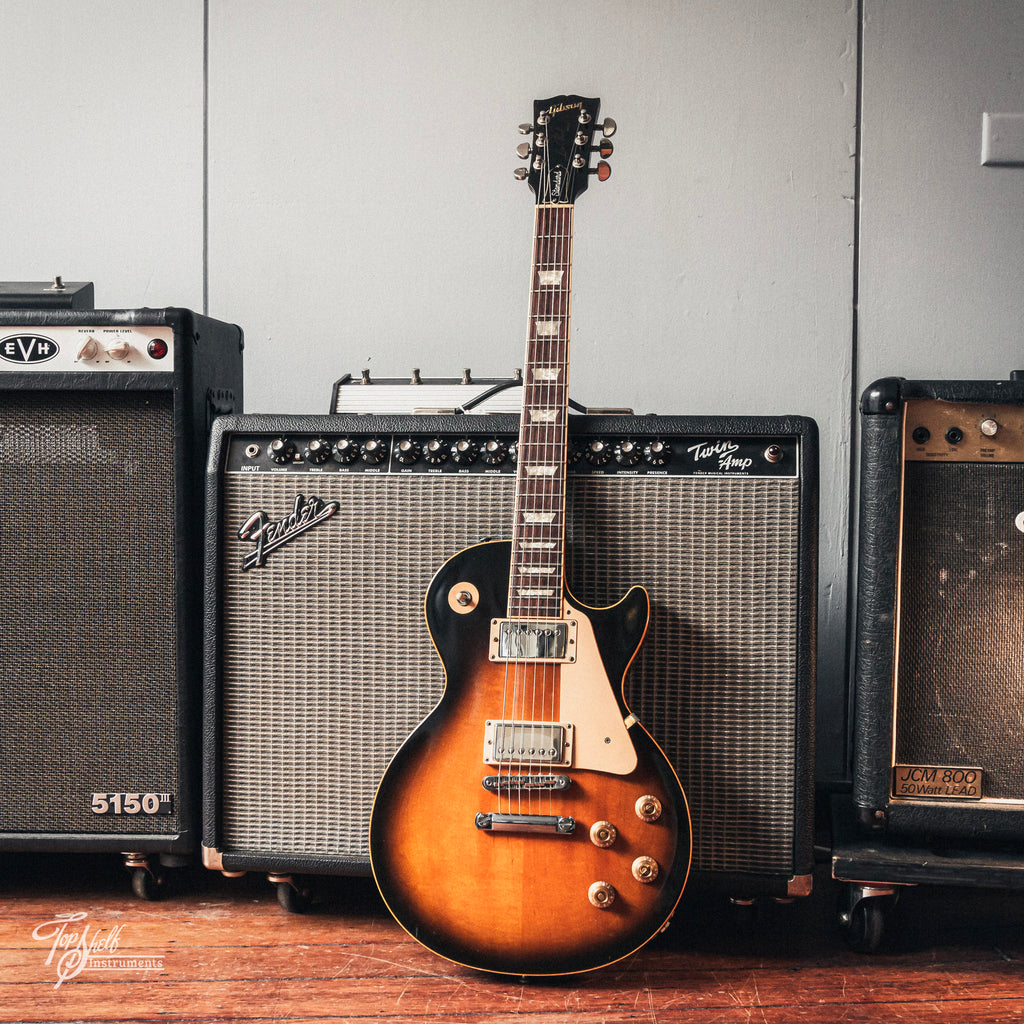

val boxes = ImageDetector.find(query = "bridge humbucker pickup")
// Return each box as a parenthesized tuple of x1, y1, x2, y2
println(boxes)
(489, 618, 577, 662)
(475, 812, 576, 834)
(483, 720, 573, 766)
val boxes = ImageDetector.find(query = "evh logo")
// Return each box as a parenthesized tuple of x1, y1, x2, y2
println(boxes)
(238, 493, 339, 570)
(0, 334, 60, 364)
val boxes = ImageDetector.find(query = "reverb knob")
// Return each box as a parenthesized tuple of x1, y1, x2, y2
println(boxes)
(267, 438, 296, 464)
(302, 438, 331, 464)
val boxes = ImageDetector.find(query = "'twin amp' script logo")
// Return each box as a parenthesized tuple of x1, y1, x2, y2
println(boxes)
(0, 333, 59, 364)
(238, 494, 339, 570)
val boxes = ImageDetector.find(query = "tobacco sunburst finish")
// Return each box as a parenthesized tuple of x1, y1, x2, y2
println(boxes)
(369, 94, 691, 975)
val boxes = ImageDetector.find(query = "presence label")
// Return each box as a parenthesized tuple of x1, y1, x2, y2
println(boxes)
(892, 765, 983, 800)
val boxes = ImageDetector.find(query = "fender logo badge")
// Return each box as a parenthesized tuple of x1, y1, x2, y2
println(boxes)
(238, 494, 339, 570)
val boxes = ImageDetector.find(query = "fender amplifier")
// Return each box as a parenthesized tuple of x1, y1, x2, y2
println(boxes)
(205, 413, 817, 898)
(0, 307, 242, 888)
(853, 376, 1024, 840)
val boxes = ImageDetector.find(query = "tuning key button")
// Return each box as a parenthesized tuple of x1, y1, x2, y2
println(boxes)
(302, 438, 331, 464)
(359, 438, 387, 464)
(516, 142, 531, 159)
(635, 795, 663, 823)
(332, 438, 360, 464)
(267, 438, 297, 464)
(587, 880, 617, 909)
(423, 438, 449, 465)
(643, 440, 673, 467)
(601, 117, 617, 138)
(594, 161, 611, 181)
(394, 438, 422, 465)
(615, 440, 641, 467)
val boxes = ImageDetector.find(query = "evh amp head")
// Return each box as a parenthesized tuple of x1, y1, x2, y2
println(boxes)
(0, 308, 242, 877)
(854, 376, 1024, 842)
(205, 413, 817, 898)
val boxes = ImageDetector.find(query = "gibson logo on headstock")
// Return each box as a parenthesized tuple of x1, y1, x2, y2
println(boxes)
(238, 494, 339, 570)
(547, 101, 583, 116)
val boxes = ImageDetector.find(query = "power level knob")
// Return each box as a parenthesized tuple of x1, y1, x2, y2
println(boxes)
(303, 438, 331, 464)
(105, 339, 132, 360)
(267, 438, 296, 464)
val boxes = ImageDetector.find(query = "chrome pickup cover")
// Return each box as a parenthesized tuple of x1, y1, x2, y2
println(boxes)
(489, 618, 577, 662)
(483, 721, 574, 766)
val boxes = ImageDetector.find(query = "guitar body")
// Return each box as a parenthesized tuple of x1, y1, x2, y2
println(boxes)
(369, 540, 691, 976)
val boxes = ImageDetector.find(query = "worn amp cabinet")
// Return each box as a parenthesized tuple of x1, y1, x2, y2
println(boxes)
(205, 413, 817, 905)
(0, 307, 242, 894)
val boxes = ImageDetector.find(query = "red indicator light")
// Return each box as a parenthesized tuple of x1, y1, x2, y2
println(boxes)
(148, 339, 169, 359)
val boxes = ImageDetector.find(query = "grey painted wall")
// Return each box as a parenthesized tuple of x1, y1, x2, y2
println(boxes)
(2, 2, 1022, 784)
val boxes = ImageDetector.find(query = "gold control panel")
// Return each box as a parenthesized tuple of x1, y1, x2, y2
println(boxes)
(903, 398, 1024, 463)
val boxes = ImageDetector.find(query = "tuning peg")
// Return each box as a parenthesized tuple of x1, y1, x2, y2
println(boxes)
(601, 117, 617, 138)
(593, 138, 613, 159)
(518, 123, 533, 135)
(516, 141, 531, 159)
(514, 167, 529, 180)
(591, 161, 611, 182)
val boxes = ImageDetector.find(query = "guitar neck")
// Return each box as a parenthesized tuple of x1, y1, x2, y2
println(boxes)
(508, 202, 574, 620)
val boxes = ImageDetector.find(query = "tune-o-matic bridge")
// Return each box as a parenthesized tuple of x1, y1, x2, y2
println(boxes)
(481, 773, 571, 793)
(488, 618, 577, 662)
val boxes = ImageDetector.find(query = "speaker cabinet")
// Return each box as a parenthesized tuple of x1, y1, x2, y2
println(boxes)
(205, 413, 817, 897)
(854, 376, 1024, 840)
(0, 308, 242, 870)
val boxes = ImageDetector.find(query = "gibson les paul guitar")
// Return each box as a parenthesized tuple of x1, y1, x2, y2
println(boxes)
(369, 95, 691, 976)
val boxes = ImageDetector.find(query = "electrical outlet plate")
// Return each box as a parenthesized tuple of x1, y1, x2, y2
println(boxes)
(981, 112, 1024, 167)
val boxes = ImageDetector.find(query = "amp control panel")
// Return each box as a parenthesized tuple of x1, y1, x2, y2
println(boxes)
(0, 325, 175, 372)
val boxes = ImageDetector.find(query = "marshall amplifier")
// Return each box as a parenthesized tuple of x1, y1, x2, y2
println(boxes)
(0, 306, 242, 894)
(205, 413, 817, 901)
(853, 376, 1024, 841)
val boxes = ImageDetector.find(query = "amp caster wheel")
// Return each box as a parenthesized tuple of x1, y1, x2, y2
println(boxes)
(124, 855, 166, 901)
(838, 884, 898, 953)
(270, 874, 313, 913)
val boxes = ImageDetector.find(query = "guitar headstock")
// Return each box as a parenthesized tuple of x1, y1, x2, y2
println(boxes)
(516, 94, 616, 205)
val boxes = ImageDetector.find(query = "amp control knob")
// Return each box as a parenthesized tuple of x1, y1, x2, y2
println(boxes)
(451, 439, 479, 465)
(394, 438, 422, 464)
(267, 438, 297, 464)
(643, 440, 673, 467)
(332, 438, 360, 464)
(105, 339, 132, 360)
(360, 438, 387, 464)
(302, 438, 331, 464)
(584, 439, 612, 466)
(482, 439, 509, 465)
(614, 439, 641, 467)
(423, 438, 449, 465)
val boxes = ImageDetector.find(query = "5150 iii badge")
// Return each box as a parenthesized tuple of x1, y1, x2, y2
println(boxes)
(91, 792, 174, 816)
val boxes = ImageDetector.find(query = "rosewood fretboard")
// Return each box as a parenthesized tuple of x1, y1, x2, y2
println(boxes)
(508, 202, 574, 621)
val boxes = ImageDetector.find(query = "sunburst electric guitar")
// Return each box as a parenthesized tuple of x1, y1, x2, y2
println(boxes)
(369, 95, 691, 976)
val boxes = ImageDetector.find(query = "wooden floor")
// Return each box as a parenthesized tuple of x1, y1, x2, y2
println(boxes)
(2, 851, 1023, 1023)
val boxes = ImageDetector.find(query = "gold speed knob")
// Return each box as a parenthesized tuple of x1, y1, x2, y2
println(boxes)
(589, 820, 618, 848)
(631, 856, 660, 884)
(635, 794, 663, 822)
(588, 880, 617, 909)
